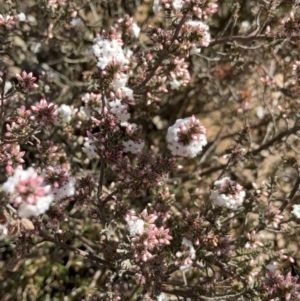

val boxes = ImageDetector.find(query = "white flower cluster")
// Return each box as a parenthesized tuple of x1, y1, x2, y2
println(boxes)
(2, 167, 54, 218)
(122, 139, 145, 154)
(166, 116, 207, 158)
(52, 181, 75, 200)
(52, 177, 75, 201)
(92, 35, 134, 125)
(152, 0, 184, 14)
(292, 204, 300, 219)
(109, 99, 130, 125)
(92, 36, 129, 70)
(210, 177, 245, 210)
(184, 20, 211, 48)
(111, 73, 134, 100)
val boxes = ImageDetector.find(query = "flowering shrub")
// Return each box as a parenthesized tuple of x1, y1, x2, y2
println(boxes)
(1, 1, 300, 301)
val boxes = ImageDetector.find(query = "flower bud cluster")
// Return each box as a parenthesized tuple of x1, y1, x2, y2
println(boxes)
(15, 71, 38, 94)
(1, 144, 25, 167)
(81, 92, 102, 118)
(169, 57, 191, 90)
(263, 272, 300, 301)
(264, 206, 284, 229)
(111, 152, 177, 193)
(115, 15, 141, 40)
(0, 14, 15, 30)
(126, 209, 172, 262)
(153, 0, 218, 19)
(5, 106, 33, 142)
(47, 0, 67, 9)
(30, 98, 58, 130)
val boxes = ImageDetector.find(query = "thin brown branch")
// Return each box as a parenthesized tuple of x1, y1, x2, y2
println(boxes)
(0, 63, 7, 136)
(279, 167, 300, 212)
(38, 229, 115, 269)
(200, 124, 300, 177)
(98, 153, 105, 198)
(209, 34, 266, 46)
(162, 287, 247, 301)
(251, 125, 300, 156)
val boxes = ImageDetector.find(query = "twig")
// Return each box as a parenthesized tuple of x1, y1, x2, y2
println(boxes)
(0, 63, 7, 136)
(98, 153, 105, 198)
(200, 123, 300, 177)
(261, 85, 277, 136)
(210, 34, 266, 46)
(251, 125, 300, 156)
(279, 167, 300, 213)
(38, 228, 115, 269)
(162, 287, 247, 301)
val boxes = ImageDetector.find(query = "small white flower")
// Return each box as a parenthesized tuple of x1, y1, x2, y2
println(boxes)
(169, 78, 181, 90)
(4, 81, 12, 94)
(292, 204, 300, 219)
(157, 293, 169, 301)
(180, 237, 196, 271)
(82, 141, 98, 159)
(56, 104, 72, 123)
(172, 0, 183, 10)
(122, 140, 144, 154)
(182, 237, 196, 260)
(190, 46, 201, 55)
(18, 13, 26, 22)
(153, 0, 161, 14)
(132, 23, 140, 38)
(266, 262, 278, 272)
(111, 73, 133, 99)
(70, 18, 82, 27)
(127, 218, 144, 236)
(27, 15, 37, 25)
